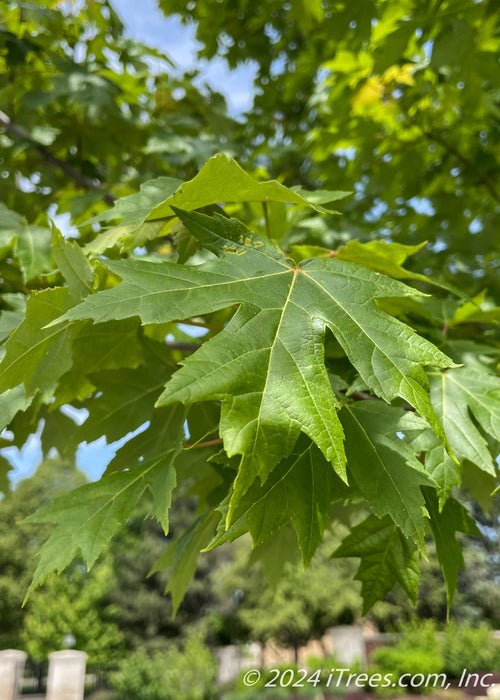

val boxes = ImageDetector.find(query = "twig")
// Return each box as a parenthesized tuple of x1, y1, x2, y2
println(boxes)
(183, 438, 223, 449)
(342, 389, 416, 411)
(165, 340, 201, 353)
(0, 110, 116, 206)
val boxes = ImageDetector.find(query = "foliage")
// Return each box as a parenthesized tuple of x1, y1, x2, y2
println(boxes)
(22, 560, 124, 664)
(110, 632, 216, 700)
(159, 0, 500, 296)
(371, 619, 500, 695)
(442, 622, 500, 676)
(0, 0, 499, 615)
(0, 458, 86, 649)
(224, 664, 321, 700)
(370, 620, 444, 696)
(207, 529, 361, 654)
(0, 1, 237, 224)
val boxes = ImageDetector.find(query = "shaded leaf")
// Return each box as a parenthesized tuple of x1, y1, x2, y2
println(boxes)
(341, 402, 433, 547)
(207, 436, 351, 564)
(51, 225, 94, 301)
(0, 288, 79, 399)
(333, 514, 420, 614)
(25, 404, 185, 597)
(423, 487, 480, 606)
(149, 510, 221, 615)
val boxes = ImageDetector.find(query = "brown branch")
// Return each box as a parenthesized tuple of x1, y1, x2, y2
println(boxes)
(183, 438, 223, 449)
(0, 110, 116, 206)
(165, 340, 201, 353)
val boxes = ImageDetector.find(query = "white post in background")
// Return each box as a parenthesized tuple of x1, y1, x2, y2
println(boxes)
(326, 625, 366, 667)
(0, 649, 27, 700)
(46, 651, 87, 700)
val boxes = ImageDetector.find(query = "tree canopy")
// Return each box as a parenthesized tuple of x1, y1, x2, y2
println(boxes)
(0, 0, 499, 616)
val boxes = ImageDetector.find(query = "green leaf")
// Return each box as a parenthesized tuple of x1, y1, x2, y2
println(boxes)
(51, 225, 94, 301)
(0, 288, 79, 399)
(0, 203, 25, 229)
(332, 514, 420, 614)
(147, 154, 339, 220)
(430, 368, 500, 477)
(462, 464, 497, 513)
(248, 524, 301, 588)
(207, 436, 350, 564)
(423, 487, 480, 606)
(341, 402, 434, 547)
(53, 318, 144, 406)
(149, 510, 221, 615)
(87, 176, 181, 226)
(58, 210, 455, 512)
(77, 364, 172, 445)
(25, 404, 185, 598)
(105, 405, 184, 475)
(336, 239, 467, 297)
(336, 239, 427, 280)
(0, 293, 27, 341)
(0, 384, 32, 432)
(448, 290, 500, 327)
(15, 225, 53, 282)
(424, 444, 462, 511)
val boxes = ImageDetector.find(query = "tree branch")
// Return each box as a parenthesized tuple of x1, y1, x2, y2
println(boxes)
(165, 340, 201, 353)
(342, 389, 416, 411)
(0, 110, 116, 206)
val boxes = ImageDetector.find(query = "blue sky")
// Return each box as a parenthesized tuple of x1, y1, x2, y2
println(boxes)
(115, 0, 256, 114)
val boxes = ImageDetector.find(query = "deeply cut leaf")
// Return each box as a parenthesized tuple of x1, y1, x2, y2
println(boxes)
(147, 153, 348, 220)
(207, 435, 352, 564)
(333, 514, 420, 614)
(341, 402, 434, 547)
(0, 288, 79, 399)
(149, 510, 221, 615)
(24, 404, 186, 598)
(56, 209, 455, 513)
(423, 487, 480, 606)
(430, 368, 500, 476)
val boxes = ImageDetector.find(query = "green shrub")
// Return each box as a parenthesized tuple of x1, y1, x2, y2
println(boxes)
(370, 620, 444, 696)
(110, 632, 216, 700)
(223, 663, 324, 700)
(443, 623, 500, 677)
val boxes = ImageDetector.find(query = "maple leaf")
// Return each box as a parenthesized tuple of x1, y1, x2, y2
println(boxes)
(57, 209, 455, 512)
(420, 366, 500, 508)
(430, 367, 500, 475)
(0, 288, 80, 400)
(149, 511, 221, 615)
(423, 487, 480, 605)
(24, 404, 186, 598)
(341, 402, 434, 547)
(332, 514, 420, 614)
(207, 435, 351, 564)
